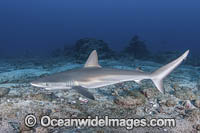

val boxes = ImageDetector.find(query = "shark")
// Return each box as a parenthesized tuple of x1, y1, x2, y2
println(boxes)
(31, 50, 190, 100)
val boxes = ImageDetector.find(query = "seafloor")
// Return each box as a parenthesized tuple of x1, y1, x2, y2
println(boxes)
(0, 56, 200, 133)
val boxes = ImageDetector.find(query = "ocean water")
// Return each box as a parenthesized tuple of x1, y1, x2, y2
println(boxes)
(0, 0, 200, 133)
(0, 0, 200, 56)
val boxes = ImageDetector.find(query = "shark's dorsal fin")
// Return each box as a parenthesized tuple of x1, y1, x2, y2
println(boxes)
(84, 50, 101, 68)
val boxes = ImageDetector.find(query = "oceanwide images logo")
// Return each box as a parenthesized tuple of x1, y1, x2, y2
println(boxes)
(24, 114, 176, 129)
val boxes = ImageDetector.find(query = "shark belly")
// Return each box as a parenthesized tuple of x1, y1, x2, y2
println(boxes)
(45, 86, 72, 90)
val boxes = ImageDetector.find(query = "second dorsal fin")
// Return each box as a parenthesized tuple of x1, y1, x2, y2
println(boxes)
(84, 50, 101, 68)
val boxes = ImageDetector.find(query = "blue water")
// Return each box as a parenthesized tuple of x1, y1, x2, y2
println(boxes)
(0, 0, 200, 56)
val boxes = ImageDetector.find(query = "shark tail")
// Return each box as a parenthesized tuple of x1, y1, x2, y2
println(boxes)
(150, 50, 189, 93)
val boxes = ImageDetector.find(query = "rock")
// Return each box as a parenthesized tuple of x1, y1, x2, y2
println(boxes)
(21, 131, 34, 133)
(36, 108, 52, 119)
(0, 121, 15, 133)
(0, 87, 10, 97)
(29, 93, 57, 101)
(74, 38, 115, 62)
(142, 88, 159, 98)
(152, 103, 159, 108)
(194, 99, 200, 108)
(7, 89, 22, 98)
(123, 35, 150, 59)
(20, 122, 32, 132)
(196, 124, 200, 131)
(175, 90, 196, 100)
(183, 100, 196, 110)
(128, 90, 146, 103)
(165, 99, 177, 107)
(171, 83, 182, 91)
(156, 106, 164, 113)
(144, 100, 160, 115)
(186, 109, 200, 122)
(128, 90, 146, 99)
(35, 126, 48, 133)
(114, 96, 145, 107)
(68, 100, 77, 104)
(79, 97, 88, 103)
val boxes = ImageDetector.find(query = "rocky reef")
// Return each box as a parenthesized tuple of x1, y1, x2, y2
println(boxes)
(73, 38, 116, 62)
(50, 38, 116, 63)
(123, 35, 151, 60)
(0, 51, 200, 133)
(49, 36, 200, 67)
(1, 37, 200, 132)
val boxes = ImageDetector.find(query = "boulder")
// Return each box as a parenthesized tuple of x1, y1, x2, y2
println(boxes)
(175, 89, 196, 100)
(0, 87, 10, 97)
(165, 99, 177, 107)
(123, 35, 150, 59)
(114, 96, 145, 108)
(194, 99, 200, 108)
(74, 38, 115, 62)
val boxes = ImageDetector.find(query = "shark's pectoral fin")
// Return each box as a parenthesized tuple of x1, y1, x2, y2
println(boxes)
(136, 67, 144, 72)
(72, 86, 95, 100)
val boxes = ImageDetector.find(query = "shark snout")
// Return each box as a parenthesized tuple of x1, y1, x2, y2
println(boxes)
(30, 82, 39, 87)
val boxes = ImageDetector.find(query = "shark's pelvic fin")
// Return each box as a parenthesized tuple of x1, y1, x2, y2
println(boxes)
(150, 50, 189, 93)
(136, 67, 143, 72)
(84, 50, 102, 68)
(72, 86, 95, 100)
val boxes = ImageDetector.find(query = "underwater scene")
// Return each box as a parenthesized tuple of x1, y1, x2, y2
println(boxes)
(0, 1, 200, 133)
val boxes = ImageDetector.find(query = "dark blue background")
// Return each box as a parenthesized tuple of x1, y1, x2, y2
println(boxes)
(0, 0, 200, 56)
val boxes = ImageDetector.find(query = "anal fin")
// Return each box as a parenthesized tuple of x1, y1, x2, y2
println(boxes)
(135, 79, 141, 84)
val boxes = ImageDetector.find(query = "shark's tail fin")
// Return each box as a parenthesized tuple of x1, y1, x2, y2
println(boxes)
(150, 50, 189, 93)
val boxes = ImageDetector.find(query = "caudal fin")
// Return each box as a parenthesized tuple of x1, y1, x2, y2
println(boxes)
(150, 50, 189, 93)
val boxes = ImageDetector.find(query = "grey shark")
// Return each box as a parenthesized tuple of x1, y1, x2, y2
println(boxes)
(31, 50, 190, 100)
